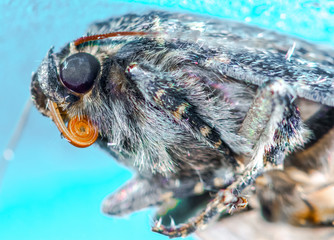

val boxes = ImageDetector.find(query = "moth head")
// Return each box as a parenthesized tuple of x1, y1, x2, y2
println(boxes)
(31, 31, 151, 148)
(30, 46, 101, 148)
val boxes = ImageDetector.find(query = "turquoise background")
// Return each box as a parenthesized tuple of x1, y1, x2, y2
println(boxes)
(0, 1, 333, 239)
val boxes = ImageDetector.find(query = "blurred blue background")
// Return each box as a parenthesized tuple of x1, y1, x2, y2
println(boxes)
(0, 1, 333, 239)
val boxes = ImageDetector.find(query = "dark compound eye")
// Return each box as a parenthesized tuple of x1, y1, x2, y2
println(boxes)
(59, 52, 100, 94)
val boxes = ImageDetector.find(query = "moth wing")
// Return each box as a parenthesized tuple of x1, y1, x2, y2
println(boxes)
(102, 175, 167, 216)
(215, 45, 334, 107)
(85, 11, 334, 106)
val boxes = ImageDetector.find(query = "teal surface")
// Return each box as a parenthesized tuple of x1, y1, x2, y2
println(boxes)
(0, 1, 333, 239)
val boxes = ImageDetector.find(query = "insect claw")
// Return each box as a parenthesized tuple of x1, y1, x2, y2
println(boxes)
(170, 216, 176, 228)
(228, 206, 236, 214)
(156, 217, 162, 228)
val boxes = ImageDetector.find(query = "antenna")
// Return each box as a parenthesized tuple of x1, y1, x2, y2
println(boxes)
(0, 98, 32, 190)
(74, 31, 155, 46)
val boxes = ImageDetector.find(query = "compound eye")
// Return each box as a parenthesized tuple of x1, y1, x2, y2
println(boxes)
(59, 52, 100, 94)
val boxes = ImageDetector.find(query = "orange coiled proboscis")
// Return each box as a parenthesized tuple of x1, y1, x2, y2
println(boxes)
(48, 100, 98, 148)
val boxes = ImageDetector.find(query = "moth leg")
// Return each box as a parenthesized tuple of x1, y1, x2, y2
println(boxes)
(126, 62, 237, 166)
(228, 79, 306, 193)
(152, 80, 307, 238)
(240, 79, 305, 167)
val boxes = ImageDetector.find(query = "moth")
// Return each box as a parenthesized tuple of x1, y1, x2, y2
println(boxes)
(30, 11, 334, 238)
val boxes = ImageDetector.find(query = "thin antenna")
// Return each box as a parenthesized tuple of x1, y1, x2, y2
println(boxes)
(74, 31, 155, 46)
(0, 98, 33, 190)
